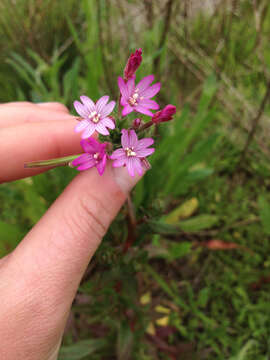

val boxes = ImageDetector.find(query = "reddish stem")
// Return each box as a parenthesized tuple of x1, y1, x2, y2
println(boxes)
(123, 195, 137, 253)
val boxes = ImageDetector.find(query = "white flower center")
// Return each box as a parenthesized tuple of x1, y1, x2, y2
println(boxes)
(93, 152, 99, 160)
(128, 89, 140, 106)
(125, 147, 136, 157)
(89, 111, 101, 123)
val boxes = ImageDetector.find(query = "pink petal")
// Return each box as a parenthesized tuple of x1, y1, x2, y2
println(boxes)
(122, 104, 134, 116)
(77, 159, 96, 171)
(136, 75, 154, 93)
(82, 123, 96, 139)
(126, 76, 135, 96)
(75, 119, 89, 133)
(134, 105, 154, 117)
(120, 129, 138, 148)
(136, 147, 155, 158)
(96, 155, 107, 175)
(112, 157, 127, 168)
(100, 101, 116, 117)
(121, 129, 129, 148)
(96, 96, 109, 113)
(118, 77, 129, 100)
(120, 96, 128, 107)
(74, 101, 89, 118)
(80, 95, 95, 112)
(139, 99, 159, 110)
(128, 129, 138, 148)
(110, 148, 126, 159)
(72, 153, 91, 166)
(96, 122, 110, 135)
(132, 157, 144, 175)
(136, 138, 154, 150)
(101, 117, 115, 129)
(127, 157, 135, 177)
(141, 83, 161, 99)
(81, 138, 99, 153)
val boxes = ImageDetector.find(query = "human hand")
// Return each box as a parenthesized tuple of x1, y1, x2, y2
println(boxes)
(0, 102, 140, 360)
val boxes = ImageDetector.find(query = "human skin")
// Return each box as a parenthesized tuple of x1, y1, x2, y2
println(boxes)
(0, 102, 141, 360)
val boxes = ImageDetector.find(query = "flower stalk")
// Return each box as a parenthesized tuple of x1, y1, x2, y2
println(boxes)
(25, 155, 79, 169)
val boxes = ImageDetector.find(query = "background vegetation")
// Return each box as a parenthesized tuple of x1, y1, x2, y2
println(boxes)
(1, 0, 270, 359)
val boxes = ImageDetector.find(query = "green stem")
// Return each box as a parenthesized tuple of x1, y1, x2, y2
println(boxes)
(24, 154, 81, 169)
(137, 120, 153, 132)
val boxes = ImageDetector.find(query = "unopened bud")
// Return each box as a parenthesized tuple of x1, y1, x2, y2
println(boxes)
(152, 105, 176, 124)
(124, 48, 142, 81)
(141, 158, 151, 170)
(132, 118, 142, 129)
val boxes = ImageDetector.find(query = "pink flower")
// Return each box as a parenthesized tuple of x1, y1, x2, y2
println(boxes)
(71, 137, 107, 175)
(152, 104, 176, 124)
(118, 75, 161, 117)
(124, 48, 142, 81)
(110, 129, 155, 177)
(74, 95, 116, 138)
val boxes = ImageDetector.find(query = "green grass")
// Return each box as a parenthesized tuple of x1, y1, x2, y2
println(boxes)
(1, 0, 270, 359)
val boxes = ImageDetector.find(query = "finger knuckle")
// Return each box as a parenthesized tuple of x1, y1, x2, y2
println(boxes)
(66, 192, 110, 243)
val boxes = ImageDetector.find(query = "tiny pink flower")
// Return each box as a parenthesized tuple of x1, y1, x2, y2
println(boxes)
(71, 137, 107, 175)
(124, 48, 142, 81)
(74, 95, 116, 138)
(111, 129, 155, 177)
(118, 75, 161, 117)
(152, 104, 176, 124)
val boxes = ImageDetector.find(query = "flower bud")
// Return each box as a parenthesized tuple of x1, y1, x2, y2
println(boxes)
(141, 158, 151, 170)
(132, 118, 142, 129)
(124, 48, 142, 81)
(152, 105, 176, 124)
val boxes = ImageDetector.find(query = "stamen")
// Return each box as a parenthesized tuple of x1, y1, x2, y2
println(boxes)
(89, 110, 101, 123)
(89, 111, 97, 118)
(128, 91, 140, 106)
(125, 147, 136, 157)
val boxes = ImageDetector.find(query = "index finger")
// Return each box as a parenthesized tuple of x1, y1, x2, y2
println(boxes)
(0, 120, 81, 183)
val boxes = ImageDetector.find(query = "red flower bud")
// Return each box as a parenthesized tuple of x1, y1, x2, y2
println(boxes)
(132, 118, 142, 129)
(152, 105, 176, 124)
(124, 48, 142, 81)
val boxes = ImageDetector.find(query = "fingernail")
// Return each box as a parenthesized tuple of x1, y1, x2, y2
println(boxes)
(112, 166, 144, 194)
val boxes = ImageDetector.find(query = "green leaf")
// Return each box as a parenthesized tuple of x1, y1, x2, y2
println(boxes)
(65, 13, 83, 51)
(179, 215, 219, 232)
(197, 288, 210, 308)
(58, 339, 106, 360)
(258, 196, 270, 235)
(116, 322, 134, 360)
(168, 242, 192, 260)
(165, 198, 199, 224)
(145, 265, 188, 311)
(63, 58, 80, 102)
(198, 74, 218, 114)
(0, 221, 23, 256)
(133, 177, 145, 210)
(229, 340, 257, 360)
(147, 220, 180, 235)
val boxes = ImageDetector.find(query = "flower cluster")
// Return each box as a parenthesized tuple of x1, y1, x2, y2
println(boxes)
(71, 49, 176, 177)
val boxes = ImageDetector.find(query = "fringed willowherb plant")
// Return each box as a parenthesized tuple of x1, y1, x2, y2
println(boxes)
(25, 48, 176, 178)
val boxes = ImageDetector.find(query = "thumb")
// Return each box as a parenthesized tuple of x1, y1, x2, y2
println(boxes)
(8, 163, 140, 309)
